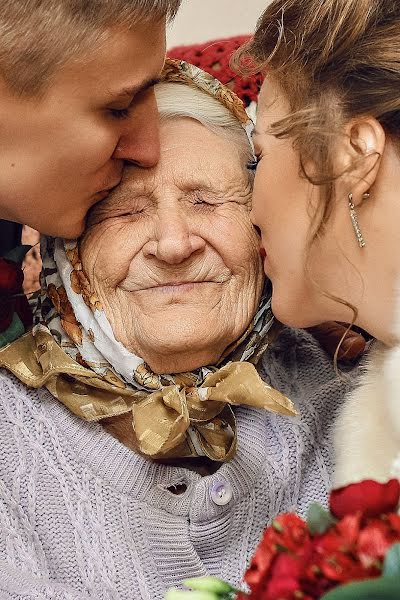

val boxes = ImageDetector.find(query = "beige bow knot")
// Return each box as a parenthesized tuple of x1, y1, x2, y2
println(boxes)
(0, 330, 297, 462)
(131, 362, 296, 461)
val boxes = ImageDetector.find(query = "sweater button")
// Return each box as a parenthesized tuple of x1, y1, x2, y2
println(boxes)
(210, 478, 232, 506)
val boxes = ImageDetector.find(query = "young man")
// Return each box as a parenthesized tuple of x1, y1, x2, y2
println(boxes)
(0, 0, 181, 239)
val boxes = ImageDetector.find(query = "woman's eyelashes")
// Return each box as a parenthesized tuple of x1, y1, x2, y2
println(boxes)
(247, 156, 261, 171)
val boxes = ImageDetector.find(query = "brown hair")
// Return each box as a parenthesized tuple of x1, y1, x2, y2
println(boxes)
(0, 0, 181, 96)
(233, 0, 400, 208)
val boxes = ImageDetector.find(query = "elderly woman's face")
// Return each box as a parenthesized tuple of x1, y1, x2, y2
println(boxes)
(80, 119, 263, 373)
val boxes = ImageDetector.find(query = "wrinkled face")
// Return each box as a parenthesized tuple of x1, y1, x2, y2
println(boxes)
(0, 21, 166, 238)
(80, 119, 263, 374)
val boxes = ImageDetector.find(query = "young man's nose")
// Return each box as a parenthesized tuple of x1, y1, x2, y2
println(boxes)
(113, 89, 160, 168)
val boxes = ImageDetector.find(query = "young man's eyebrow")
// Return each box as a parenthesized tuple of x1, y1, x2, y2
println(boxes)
(107, 77, 161, 100)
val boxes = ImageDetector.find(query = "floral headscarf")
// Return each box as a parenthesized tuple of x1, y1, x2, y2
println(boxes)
(0, 60, 295, 462)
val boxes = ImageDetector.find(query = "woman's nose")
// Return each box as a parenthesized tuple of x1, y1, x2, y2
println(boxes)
(113, 89, 160, 168)
(144, 211, 206, 265)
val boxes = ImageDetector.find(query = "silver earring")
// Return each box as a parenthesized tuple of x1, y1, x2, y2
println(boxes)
(348, 193, 366, 248)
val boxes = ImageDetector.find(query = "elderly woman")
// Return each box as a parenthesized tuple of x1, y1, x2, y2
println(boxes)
(0, 62, 352, 600)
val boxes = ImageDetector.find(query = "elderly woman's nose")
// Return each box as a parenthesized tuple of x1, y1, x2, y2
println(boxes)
(143, 211, 206, 264)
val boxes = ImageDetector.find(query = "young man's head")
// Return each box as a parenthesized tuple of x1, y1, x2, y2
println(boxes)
(0, 0, 181, 237)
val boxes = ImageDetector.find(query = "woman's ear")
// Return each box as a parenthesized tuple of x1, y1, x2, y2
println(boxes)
(334, 116, 386, 205)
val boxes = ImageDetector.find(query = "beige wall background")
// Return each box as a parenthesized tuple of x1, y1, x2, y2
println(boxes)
(167, 0, 269, 48)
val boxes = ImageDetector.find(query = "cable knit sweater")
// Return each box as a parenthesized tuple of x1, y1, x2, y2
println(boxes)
(0, 328, 357, 600)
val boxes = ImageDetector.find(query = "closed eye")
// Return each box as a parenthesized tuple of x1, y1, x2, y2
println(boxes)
(108, 107, 130, 120)
(190, 193, 224, 210)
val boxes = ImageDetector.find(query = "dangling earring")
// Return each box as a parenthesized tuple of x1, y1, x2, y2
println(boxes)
(348, 192, 367, 248)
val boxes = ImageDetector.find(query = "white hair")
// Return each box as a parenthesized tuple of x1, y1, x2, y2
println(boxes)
(154, 82, 253, 164)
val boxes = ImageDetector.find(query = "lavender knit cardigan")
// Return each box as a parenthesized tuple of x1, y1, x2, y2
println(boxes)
(0, 328, 356, 600)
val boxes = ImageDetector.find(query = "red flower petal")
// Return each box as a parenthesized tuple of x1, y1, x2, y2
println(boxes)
(357, 517, 400, 568)
(329, 479, 400, 519)
(243, 514, 311, 596)
(0, 258, 23, 293)
(335, 513, 362, 544)
(387, 512, 400, 534)
(265, 576, 299, 600)
(318, 551, 368, 583)
(266, 555, 301, 599)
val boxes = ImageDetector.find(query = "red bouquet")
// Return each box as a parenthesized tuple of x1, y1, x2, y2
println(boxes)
(0, 246, 33, 347)
(166, 479, 400, 599)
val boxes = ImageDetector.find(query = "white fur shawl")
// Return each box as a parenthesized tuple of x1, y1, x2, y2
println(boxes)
(334, 303, 400, 487)
(333, 342, 400, 486)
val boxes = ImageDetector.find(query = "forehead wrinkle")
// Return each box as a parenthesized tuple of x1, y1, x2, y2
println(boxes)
(117, 165, 161, 198)
(168, 149, 246, 196)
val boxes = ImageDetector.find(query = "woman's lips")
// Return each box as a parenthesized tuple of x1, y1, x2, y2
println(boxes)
(259, 247, 270, 273)
(93, 181, 121, 201)
(93, 190, 111, 202)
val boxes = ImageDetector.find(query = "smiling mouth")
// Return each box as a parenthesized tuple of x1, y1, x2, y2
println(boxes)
(142, 281, 216, 293)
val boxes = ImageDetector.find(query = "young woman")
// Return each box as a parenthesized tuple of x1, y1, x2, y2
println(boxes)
(0, 0, 180, 239)
(234, 0, 400, 485)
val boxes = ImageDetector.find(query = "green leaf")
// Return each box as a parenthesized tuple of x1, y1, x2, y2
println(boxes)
(165, 589, 220, 600)
(321, 576, 400, 600)
(0, 313, 25, 348)
(183, 577, 236, 595)
(272, 519, 284, 532)
(3, 245, 32, 264)
(306, 502, 336, 535)
(383, 543, 400, 578)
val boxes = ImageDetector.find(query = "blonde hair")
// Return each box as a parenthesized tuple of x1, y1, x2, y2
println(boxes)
(0, 0, 181, 96)
(155, 82, 253, 164)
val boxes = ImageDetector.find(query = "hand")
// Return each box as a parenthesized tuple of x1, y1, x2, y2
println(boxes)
(307, 322, 368, 362)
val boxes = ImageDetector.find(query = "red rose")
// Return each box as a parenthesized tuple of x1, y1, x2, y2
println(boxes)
(313, 514, 361, 556)
(335, 513, 362, 542)
(0, 255, 32, 335)
(0, 258, 24, 294)
(387, 512, 400, 534)
(265, 554, 302, 599)
(329, 479, 400, 519)
(356, 516, 400, 569)
(244, 514, 312, 599)
(317, 550, 370, 583)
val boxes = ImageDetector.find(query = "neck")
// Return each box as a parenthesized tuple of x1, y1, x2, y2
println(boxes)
(350, 145, 400, 347)
(143, 346, 224, 375)
(356, 289, 399, 348)
(0, 192, 16, 222)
